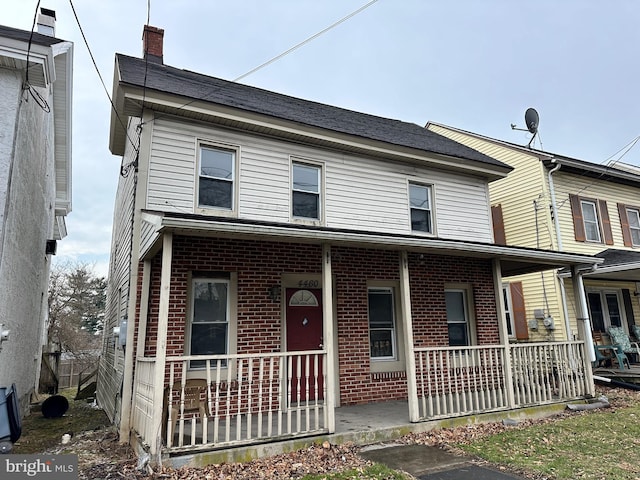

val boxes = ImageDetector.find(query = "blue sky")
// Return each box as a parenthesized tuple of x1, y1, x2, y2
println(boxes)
(5, 1, 640, 277)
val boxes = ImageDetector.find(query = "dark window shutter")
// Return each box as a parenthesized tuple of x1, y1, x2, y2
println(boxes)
(622, 289, 636, 332)
(569, 194, 586, 242)
(598, 200, 614, 245)
(618, 203, 633, 247)
(491, 204, 507, 245)
(510, 282, 529, 340)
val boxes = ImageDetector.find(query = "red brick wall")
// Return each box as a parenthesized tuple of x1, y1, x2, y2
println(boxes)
(137, 237, 498, 407)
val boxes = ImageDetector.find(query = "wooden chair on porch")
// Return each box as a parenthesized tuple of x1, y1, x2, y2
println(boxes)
(163, 379, 209, 441)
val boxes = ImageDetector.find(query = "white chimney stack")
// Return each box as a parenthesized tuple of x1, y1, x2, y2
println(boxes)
(37, 8, 56, 37)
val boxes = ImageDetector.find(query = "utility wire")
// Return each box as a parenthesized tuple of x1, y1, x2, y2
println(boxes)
(68, 0, 139, 155)
(234, 0, 379, 82)
(149, 0, 379, 126)
(23, 0, 51, 112)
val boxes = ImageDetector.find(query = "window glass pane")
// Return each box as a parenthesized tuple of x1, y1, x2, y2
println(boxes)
(581, 202, 600, 242)
(370, 330, 393, 357)
(409, 184, 430, 209)
(584, 222, 600, 242)
(448, 324, 468, 347)
(502, 287, 513, 337)
(191, 323, 228, 355)
(193, 281, 227, 322)
(628, 209, 640, 245)
(587, 292, 605, 332)
(368, 290, 394, 327)
(445, 291, 465, 322)
(201, 147, 233, 179)
(411, 210, 431, 232)
(582, 202, 597, 222)
(292, 191, 319, 218)
(605, 293, 622, 327)
(199, 177, 232, 209)
(293, 164, 319, 193)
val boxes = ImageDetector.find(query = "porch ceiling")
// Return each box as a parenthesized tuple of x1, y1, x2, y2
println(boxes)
(145, 211, 601, 277)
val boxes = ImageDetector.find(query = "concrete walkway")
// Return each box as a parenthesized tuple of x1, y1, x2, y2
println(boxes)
(360, 443, 525, 479)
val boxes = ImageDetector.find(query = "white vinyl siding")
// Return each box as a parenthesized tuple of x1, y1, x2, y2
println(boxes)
(146, 118, 493, 241)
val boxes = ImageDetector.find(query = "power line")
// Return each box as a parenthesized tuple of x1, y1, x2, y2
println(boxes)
(234, 0, 379, 82)
(68, 0, 139, 155)
(149, 0, 380, 126)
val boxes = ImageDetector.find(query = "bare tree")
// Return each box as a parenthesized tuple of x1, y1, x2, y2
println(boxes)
(47, 262, 106, 360)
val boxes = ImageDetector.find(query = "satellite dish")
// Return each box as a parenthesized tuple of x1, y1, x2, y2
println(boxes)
(525, 108, 539, 134)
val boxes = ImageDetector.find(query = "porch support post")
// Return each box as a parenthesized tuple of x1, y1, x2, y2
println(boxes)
(571, 267, 596, 396)
(322, 244, 336, 433)
(492, 259, 515, 408)
(127, 259, 152, 433)
(150, 233, 173, 455)
(399, 251, 419, 422)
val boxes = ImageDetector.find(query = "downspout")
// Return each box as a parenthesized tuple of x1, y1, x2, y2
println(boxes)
(548, 159, 574, 340)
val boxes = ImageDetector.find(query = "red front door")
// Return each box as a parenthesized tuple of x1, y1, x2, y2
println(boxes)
(285, 288, 324, 401)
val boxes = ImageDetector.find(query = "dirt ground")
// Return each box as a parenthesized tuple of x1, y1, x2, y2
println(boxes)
(19, 386, 640, 479)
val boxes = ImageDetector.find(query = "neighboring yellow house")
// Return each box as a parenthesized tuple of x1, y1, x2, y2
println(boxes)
(427, 123, 640, 345)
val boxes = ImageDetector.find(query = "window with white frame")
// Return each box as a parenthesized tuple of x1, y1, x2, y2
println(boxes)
(626, 207, 640, 246)
(292, 162, 321, 220)
(502, 285, 515, 338)
(587, 289, 625, 333)
(445, 289, 471, 347)
(409, 183, 433, 233)
(198, 145, 235, 209)
(580, 199, 601, 242)
(368, 287, 397, 360)
(189, 278, 229, 368)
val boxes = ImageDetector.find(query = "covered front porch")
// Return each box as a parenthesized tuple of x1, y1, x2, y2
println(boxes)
(130, 340, 591, 459)
(120, 221, 600, 460)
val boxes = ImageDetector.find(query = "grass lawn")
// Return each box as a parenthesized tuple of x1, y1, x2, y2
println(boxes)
(461, 402, 640, 479)
(300, 464, 412, 480)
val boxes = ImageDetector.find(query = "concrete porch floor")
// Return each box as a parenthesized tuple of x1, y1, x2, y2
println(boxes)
(165, 398, 570, 469)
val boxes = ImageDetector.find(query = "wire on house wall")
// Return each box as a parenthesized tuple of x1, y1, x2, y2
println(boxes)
(23, 0, 51, 113)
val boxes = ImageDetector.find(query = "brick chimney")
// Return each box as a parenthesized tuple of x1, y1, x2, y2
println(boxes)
(143, 25, 164, 64)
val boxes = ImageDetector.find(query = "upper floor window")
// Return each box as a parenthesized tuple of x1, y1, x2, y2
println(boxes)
(409, 183, 433, 233)
(569, 194, 613, 245)
(198, 145, 235, 210)
(368, 287, 396, 360)
(292, 162, 321, 220)
(620, 205, 640, 247)
(580, 200, 601, 242)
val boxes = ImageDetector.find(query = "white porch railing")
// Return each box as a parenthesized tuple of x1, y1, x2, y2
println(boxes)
(131, 358, 156, 444)
(511, 341, 589, 407)
(414, 345, 509, 420)
(414, 341, 589, 421)
(131, 351, 328, 452)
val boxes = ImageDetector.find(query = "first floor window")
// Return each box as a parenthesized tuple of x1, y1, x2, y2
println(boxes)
(190, 278, 229, 368)
(627, 207, 640, 246)
(199, 145, 235, 209)
(409, 183, 433, 233)
(502, 285, 515, 338)
(445, 289, 470, 346)
(292, 162, 321, 219)
(368, 287, 396, 359)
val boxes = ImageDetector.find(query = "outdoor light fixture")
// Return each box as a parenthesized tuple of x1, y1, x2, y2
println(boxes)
(0, 323, 9, 352)
(268, 285, 281, 302)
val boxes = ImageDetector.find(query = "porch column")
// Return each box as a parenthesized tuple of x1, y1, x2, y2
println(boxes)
(492, 259, 515, 408)
(571, 267, 596, 396)
(149, 233, 173, 455)
(126, 259, 152, 434)
(322, 244, 336, 432)
(399, 251, 419, 422)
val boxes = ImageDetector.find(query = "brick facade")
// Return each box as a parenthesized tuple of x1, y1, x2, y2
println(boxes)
(139, 236, 499, 407)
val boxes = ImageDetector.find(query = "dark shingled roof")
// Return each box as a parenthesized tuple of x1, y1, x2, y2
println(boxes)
(596, 249, 640, 267)
(116, 54, 510, 170)
(0, 24, 65, 47)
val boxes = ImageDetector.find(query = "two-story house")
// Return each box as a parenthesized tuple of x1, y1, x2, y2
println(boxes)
(97, 26, 600, 465)
(0, 11, 73, 416)
(428, 123, 640, 349)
